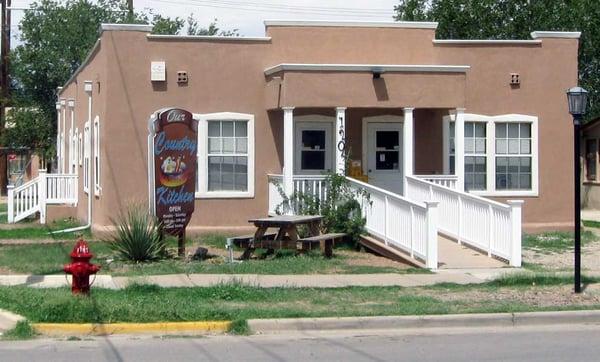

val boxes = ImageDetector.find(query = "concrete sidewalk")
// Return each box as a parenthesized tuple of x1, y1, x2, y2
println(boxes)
(0, 268, 523, 289)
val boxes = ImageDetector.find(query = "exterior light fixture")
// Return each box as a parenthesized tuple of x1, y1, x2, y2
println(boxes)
(372, 67, 384, 79)
(566, 85, 588, 294)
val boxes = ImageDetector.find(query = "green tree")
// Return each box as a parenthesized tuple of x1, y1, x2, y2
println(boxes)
(394, 0, 600, 120)
(9, 0, 235, 157)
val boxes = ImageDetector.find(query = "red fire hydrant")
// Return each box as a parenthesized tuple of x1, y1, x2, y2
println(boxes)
(63, 239, 101, 295)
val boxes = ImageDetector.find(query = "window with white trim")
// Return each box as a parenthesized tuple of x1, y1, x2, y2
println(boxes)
(495, 123, 531, 190)
(83, 122, 90, 193)
(196, 113, 255, 198)
(93, 116, 101, 196)
(78, 131, 83, 166)
(444, 114, 538, 196)
(464, 122, 486, 191)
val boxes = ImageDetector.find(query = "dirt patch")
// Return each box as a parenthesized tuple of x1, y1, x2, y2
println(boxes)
(523, 238, 600, 272)
(339, 250, 412, 270)
(417, 284, 600, 307)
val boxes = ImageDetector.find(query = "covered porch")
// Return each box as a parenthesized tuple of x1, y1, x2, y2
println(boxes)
(268, 106, 465, 201)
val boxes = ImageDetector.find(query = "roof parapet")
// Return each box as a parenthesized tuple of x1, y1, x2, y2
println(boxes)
(99, 23, 153, 33)
(264, 20, 438, 30)
(530, 31, 581, 39)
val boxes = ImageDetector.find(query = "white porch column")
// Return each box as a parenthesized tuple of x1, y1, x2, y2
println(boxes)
(335, 107, 346, 174)
(60, 99, 66, 173)
(403, 107, 414, 194)
(455, 108, 465, 191)
(68, 99, 75, 174)
(55, 102, 61, 173)
(282, 107, 295, 198)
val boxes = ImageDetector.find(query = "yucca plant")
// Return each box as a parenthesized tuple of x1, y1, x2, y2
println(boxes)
(106, 205, 167, 262)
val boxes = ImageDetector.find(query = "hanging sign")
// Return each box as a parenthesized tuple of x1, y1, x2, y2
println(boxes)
(151, 108, 198, 236)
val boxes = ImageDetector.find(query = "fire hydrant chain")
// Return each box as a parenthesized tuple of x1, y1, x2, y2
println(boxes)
(63, 238, 101, 295)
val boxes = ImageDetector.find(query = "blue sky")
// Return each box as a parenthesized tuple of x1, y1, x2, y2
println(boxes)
(8, 0, 401, 39)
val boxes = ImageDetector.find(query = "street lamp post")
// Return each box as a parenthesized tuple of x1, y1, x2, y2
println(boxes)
(567, 86, 588, 294)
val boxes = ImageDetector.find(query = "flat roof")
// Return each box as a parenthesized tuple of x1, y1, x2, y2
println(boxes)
(264, 20, 438, 29)
(265, 63, 470, 76)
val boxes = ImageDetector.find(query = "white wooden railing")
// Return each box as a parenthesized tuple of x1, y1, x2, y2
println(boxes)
(267, 174, 329, 215)
(416, 174, 458, 189)
(267, 173, 439, 269)
(46, 173, 78, 204)
(8, 171, 78, 224)
(405, 176, 523, 266)
(7, 177, 42, 223)
(347, 177, 439, 269)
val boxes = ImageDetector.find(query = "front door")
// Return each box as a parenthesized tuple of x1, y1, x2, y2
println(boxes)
(367, 122, 403, 194)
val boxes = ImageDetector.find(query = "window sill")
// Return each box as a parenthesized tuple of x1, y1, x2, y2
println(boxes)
(195, 191, 254, 199)
(471, 190, 538, 197)
(583, 181, 600, 186)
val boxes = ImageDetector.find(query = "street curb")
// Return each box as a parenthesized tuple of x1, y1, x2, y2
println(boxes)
(32, 321, 231, 336)
(0, 308, 25, 333)
(247, 310, 600, 334)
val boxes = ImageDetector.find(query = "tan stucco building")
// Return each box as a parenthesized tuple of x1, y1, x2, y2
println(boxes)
(52, 20, 580, 234)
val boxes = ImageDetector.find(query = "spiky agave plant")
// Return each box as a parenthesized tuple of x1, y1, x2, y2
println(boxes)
(107, 205, 167, 262)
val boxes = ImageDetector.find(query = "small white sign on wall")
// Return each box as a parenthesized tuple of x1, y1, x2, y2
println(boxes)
(151, 61, 166, 81)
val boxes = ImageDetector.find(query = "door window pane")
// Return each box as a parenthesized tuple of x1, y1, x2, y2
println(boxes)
(302, 130, 326, 150)
(300, 129, 327, 171)
(376, 131, 399, 150)
(376, 151, 399, 170)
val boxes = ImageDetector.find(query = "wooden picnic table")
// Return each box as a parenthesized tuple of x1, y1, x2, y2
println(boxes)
(241, 215, 323, 259)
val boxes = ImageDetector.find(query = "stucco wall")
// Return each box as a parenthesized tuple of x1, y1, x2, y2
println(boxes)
(56, 24, 579, 232)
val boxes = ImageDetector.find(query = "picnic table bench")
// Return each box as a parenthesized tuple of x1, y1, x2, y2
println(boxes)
(234, 215, 346, 259)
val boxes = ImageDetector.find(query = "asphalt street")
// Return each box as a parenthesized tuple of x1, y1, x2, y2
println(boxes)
(1, 325, 599, 361)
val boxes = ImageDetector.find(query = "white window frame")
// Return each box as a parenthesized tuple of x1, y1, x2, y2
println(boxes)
(194, 112, 255, 199)
(83, 121, 91, 194)
(93, 115, 101, 196)
(78, 131, 83, 166)
(443, 113, 538, 197)
(294, 115, 335, 175)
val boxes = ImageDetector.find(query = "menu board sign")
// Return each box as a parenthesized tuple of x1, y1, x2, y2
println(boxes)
(151, 108, 198, 236)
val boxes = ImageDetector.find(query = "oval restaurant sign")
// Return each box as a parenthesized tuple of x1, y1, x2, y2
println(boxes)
(151, 108, 198, 236)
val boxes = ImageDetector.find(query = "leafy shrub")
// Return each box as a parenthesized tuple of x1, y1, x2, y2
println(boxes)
(106, 205, 167, 262)
(274, 172, 370, 246)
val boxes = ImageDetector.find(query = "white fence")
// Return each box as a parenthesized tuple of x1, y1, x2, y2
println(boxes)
(347, 177, 438, 269)
(405, 176, 522, 266)
(416, 174, 458, 189)
(8, 171, 78, 224)
(267, 174, 329, 215)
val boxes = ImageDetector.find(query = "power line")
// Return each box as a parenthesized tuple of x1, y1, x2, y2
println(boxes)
(147, 0, 395, 18)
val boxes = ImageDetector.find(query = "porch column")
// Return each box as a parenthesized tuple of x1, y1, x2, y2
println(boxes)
(335, 107, 346, 174)
(403, 107, 414, 194)
(60, 98, 66, 173)
(55, 102, 61, 173)
(455, 108, 465, 191)
(282, 106, 295, 197)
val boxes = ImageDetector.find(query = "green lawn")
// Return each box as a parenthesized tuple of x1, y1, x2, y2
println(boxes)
(0, 275, 598, 324)
(0, 235, 426, 276)
(522, 230, 596, 253)
(0, 219, 90, 240)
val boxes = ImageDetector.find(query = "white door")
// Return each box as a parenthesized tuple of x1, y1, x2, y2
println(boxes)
(367, 122, 403, 194)
(295, 122, 333, 174)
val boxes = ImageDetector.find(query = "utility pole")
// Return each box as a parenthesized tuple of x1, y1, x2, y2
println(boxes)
(0, 0, 10, 195)
(127, 0, 133, 20)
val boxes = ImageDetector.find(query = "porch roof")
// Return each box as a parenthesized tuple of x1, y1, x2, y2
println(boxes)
(264, 64, 468, 110)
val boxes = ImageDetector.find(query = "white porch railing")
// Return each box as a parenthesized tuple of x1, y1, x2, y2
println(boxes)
(347, 177, 439, 269)
(8, 171, 78, 224)
(416, 174, 458, 189)
(46, 173, 78, 204)
(405, 175, 522, 266)
(267, 173, 439, 269)
(267, 174, 329, 215)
